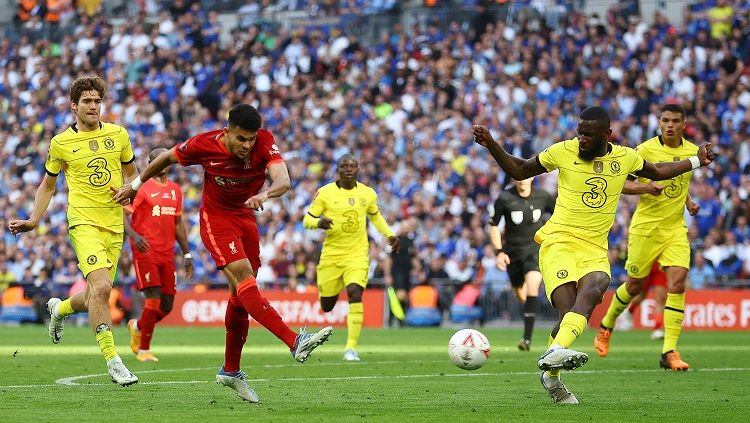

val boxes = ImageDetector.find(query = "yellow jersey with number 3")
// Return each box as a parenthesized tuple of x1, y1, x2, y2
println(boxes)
(305, 181, 382, 263)
(629, 136, 698, 237)
(535, 139, 645, 250)
(44, 122, 135, 233)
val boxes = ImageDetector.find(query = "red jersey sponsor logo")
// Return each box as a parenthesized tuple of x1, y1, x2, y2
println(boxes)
(174, 129, 284, 215)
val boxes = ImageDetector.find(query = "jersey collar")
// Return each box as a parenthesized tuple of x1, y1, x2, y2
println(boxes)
(658, 135, 683, 147)
(335, 181, 357, 189)
(70, 121, 103, 132)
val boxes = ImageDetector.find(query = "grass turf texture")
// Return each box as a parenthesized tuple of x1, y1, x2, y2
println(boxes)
(1, 325, 748, 422)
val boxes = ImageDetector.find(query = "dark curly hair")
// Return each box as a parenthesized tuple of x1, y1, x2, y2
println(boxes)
(69, 75, 106, 104)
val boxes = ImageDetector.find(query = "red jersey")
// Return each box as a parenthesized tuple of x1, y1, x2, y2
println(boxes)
(130, 178, 183, 258)
(174, 129, 284, 215)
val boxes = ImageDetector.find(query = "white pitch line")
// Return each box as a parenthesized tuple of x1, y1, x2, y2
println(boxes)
(0, 365, 747, 389)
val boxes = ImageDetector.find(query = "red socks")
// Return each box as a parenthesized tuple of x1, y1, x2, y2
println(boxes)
(138, 298, 161, 350)
(237, 276, 297, 349)
(223, 295, 249, 372)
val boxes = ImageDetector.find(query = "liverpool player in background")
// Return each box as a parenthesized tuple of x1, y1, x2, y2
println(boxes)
(488, 177, 555, 351)
(125, 147, 194, 362)
(114, 104, 332, 403)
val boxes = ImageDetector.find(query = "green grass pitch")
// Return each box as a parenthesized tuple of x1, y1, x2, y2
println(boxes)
(1, 325, 749, 422)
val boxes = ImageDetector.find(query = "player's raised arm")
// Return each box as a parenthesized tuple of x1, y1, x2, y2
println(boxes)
(8, 173, 57, 235)
(113, 147, 178, 205)
(635, 142, 715, 181)
(472, 125, 546, 180)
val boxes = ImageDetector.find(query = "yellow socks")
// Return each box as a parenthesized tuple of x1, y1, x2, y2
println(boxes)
(345, 302, 363, 351)
(95, 324, 118, 362)
(601, 284, 633, 329)
(553, 312, 587, 348)
(663, 293, 685, 353)
(56, 298, 76, 318)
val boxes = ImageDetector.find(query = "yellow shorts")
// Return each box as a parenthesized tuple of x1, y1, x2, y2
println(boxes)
(625, 232, 690, 278)
(316, 260, 369, 298)
(538, 235, 610, 305)
(69, 224, 123, 281)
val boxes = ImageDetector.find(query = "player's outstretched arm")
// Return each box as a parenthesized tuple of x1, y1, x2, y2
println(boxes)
(113, 147, 178, 205)
(472, 125, 546, 180)
(635, 142, 715, 181)
(8, 173, 57, 235)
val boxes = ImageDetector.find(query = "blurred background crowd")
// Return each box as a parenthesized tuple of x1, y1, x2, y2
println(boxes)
(1, 0, 749, 323)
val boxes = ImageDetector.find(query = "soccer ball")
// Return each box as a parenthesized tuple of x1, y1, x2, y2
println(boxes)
(448, 329, 491, 370)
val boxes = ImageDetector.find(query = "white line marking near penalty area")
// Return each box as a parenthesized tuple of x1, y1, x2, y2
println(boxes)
(0, 365, 748, 389)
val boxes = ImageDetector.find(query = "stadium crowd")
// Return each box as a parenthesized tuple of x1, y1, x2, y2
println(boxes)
(1, 0, 750, 315)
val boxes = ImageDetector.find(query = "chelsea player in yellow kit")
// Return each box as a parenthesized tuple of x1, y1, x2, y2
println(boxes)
(595, 104, 701, 370)
(472, 106, 715, 404)
(8, 76, 140, 386)
(303, 154, 400, 361)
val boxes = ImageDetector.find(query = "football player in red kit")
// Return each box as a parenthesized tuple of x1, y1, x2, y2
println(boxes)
(115, 104, 332, 403)
(125, 147, 193, 362)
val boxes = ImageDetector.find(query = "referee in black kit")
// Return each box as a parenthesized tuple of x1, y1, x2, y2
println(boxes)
(488, 177, 555, 351)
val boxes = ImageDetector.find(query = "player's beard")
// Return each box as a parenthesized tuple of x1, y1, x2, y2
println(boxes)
(578, 139, 605, 161)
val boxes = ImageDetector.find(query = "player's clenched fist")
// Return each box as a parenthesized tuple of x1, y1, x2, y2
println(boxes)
(698, 142, 716, 166)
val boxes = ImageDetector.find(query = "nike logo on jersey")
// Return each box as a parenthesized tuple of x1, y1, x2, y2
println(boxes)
(210, 161, 222, 166)
(73, 148, 81, 153)
(150, 193, 159, 197)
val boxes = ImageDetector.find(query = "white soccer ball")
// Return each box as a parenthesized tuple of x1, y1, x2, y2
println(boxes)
(448, 328, 491, 370)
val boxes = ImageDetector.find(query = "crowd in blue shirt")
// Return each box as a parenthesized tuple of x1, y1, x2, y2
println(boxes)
(1, 1, 749, 302)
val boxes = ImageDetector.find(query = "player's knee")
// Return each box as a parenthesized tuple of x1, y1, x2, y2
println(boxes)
(625, 278, 645, 296)
(346, 285, 363, 303)
(160, 301, 173, 314)
(88, 280, 111, 302)
(320, 297, 337, 312)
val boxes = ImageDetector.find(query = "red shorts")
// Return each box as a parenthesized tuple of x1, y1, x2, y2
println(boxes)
(200, 210, 260, 271)
(643, 262, 667, 290)
(133, 254, 176, 295)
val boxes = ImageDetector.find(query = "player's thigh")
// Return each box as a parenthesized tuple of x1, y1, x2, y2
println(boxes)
(316, 262, 345, 298)
(158, 257, 177, 296)
(538, 239, 578, 305)
(200, 212, 250, 269)
(69, 225, 117, 279)
(133, 257, 162, 291)
(576, 241, 611, 281)
(342, 261, 369, 289)
(625, 233, 662, 278)
(104, 230, 123, 282)
(238, 216, 261, 273)
(657, 235, 691, 271)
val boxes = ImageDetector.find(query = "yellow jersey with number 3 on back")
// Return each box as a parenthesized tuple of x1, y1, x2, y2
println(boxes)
(628, 136, 698, 237)
(44, 122, 135, 233)
(535, 139, 645, 250)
